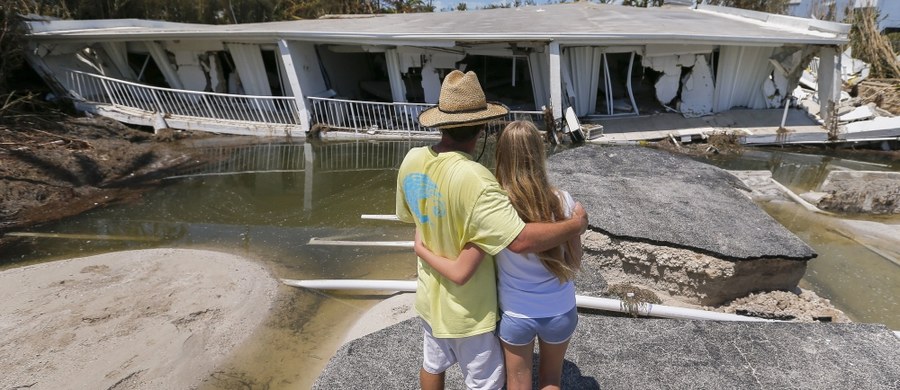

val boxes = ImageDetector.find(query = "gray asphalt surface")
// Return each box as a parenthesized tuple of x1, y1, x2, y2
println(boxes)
(314, 315, 900, 389)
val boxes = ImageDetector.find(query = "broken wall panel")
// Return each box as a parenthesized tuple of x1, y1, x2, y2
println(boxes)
(160, 40, 226, 93)
(642, 55, 681, 107)
(640, 48, 718, 116)
(678, 55, 715, 117)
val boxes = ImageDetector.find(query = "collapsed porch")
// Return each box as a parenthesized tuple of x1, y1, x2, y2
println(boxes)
(64, 69, 544, 139)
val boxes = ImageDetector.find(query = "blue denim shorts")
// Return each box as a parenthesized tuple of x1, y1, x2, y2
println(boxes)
(498, 307, 578, 346)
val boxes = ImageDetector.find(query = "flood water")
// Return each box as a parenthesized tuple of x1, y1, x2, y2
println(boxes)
(702, 148, 900, 330)
(1, 139, 897, 388)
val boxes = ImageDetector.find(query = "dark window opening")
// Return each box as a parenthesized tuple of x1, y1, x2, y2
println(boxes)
(127, 52, 169, 88)
(457, 55, 535, 110)
(316, 46, 383, 100)
(261, 50, 284, 96)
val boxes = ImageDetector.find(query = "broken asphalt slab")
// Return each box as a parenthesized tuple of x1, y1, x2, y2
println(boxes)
(547, 145, 816, 260)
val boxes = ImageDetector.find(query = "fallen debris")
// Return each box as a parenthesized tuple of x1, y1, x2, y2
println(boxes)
(816, 170, 900, 214)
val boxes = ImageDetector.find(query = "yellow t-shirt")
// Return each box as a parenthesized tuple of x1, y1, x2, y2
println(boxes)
(396, 146, 525, 338)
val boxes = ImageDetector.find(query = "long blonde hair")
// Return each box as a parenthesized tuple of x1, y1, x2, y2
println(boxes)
(494, 121, 581, 282)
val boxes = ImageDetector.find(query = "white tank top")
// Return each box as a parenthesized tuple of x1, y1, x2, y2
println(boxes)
(496, 190, 577, 318)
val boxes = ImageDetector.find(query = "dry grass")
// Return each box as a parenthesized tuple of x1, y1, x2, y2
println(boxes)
(855, 79, 900, 116)
(847, 7, 900, 79)
(606, 283, 662, 318)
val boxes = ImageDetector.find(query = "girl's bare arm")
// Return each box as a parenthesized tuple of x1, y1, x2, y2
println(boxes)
(414, 229, 486, 285)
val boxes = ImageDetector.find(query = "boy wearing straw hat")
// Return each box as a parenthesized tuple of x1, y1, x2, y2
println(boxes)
(396, 70, 587, 390)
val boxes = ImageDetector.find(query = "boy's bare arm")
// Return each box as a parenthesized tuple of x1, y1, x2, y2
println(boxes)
(506, 202, 588, 254)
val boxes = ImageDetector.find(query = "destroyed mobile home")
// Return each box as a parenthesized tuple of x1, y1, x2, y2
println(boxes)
(23, 3, 895, 145)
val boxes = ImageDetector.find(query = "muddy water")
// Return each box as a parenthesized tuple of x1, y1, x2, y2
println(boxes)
(703, 148, 900, 330)
(1, 140, 897, 388)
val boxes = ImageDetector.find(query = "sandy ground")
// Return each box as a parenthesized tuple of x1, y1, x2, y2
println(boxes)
(342, 293, 417, 344)
(0, 248, 278, 390)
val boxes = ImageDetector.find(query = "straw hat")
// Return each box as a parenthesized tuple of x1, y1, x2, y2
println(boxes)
(418, 70, 509, 129)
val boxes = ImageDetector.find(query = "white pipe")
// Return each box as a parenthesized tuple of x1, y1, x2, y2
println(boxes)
(574, 295, 770, 322)
(281, 279, 772, 323)
(282, 279, 415, 291)
(361, 214, 400, 221)
(308, 238, 412, 248)
(768, 178, 833, 215)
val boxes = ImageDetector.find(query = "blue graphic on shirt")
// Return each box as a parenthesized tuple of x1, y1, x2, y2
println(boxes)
(403, 173, 446, 224)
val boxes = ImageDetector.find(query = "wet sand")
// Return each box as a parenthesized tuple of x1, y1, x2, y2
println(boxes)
(0, 248, 278, 390)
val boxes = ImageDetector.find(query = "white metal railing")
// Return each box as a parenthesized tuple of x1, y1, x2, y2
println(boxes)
(309, 97, 430, 133)
(308, 96, 545, 135)
(64, 70, 544, 135)
(65, 70, 300, 125)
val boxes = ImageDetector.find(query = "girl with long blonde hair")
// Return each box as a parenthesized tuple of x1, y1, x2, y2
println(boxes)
(414, 120, 584, 390)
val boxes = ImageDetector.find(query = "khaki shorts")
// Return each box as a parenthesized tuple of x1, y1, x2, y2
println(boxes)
(420, 318, 505, 390)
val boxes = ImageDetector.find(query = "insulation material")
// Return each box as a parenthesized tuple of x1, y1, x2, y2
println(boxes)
(642, 55, 681, 106)
(713, 46, 776, 112)
(678, 55, 714, 117)
(769, 46, 803, 77)
(763, 70, 791, 108)
(768, 46, 813, 108)
(562, 47, 602, 116)
(226, 43, 272, 96)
